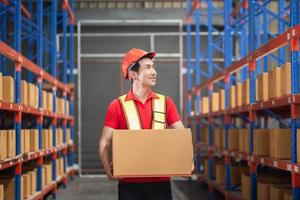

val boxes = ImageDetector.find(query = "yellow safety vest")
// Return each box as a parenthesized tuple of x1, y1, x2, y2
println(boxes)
(118, 93, 166, 130)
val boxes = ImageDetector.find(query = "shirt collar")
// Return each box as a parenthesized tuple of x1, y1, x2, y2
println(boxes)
(125, 89, 159, 102)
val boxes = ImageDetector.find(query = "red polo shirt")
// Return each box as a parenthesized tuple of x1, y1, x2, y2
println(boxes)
(103, 89, 181, 182)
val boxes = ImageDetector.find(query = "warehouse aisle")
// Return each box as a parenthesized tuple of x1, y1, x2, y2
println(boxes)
(52, 177, 221, 200)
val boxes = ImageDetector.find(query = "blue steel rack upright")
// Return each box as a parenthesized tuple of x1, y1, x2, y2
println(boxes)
(0, 0, 75, 200)
(186, 0, 300, 199)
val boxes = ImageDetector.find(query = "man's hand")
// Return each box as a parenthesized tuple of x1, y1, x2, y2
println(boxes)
(104, 161, 114, 180)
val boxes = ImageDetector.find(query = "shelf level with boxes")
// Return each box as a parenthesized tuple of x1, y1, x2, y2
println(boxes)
(0, 0, 76, 200)
(186, 0, 300, 199)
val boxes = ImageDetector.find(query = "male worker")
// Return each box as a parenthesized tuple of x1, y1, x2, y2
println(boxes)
(99, 48, 185, 200)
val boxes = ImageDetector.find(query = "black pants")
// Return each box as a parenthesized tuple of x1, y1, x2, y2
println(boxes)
(118, 181, 172, 200)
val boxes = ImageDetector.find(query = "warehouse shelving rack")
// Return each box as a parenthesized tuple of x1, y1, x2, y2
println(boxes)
(186, 0, 300, 199)
(0, 0, 75, 200)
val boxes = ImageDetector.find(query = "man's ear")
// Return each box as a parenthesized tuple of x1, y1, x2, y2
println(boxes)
(128, 71, 137, 81)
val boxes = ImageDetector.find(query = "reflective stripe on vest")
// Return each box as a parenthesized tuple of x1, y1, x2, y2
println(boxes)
(118, 93, 166, 130)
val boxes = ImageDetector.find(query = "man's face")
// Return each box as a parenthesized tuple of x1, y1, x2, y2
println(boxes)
(136, 57, 157, 87)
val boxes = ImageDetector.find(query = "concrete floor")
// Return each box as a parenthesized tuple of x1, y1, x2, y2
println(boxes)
(50, 176, 224, 200)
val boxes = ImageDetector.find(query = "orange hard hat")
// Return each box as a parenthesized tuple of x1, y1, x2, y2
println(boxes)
(121, 48, 156, 79)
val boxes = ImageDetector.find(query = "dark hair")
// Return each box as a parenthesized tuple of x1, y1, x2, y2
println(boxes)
(129, 55, 152, 83)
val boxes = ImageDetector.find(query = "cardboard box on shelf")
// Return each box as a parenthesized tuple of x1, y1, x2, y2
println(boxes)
(257, 182, 271, 200)
(66, 100, 70, 115)
(281, 62, 291, 96)
(258, 72, 269, 101)
(0, 131, 7, 161)
(6, 130, 15, 158)
(201, 97, 209, 114)
(30, 171, 36, 195)
(48, 129, 53, 148)
(34, 85, 39, 108)
(254, 129, 270, 156)
(269, 67, 282, 98)
(21, 130, 30, 154)
(215, 163, 226, 185)
(284, 192, 293, 200)
(0, 177, 15, 200)
(243, 129, 250, 154)
(214, 128, 223, 148)
(27, 83, 35, 107)
(112, 129, 193, 177)
(231, 166, 249, 185)
(270, 185, 291, 200)
(0, 184, 3, 200)
(43, 91, 47, 110)
(21, 80, 27, 105)
(22, 174, 30, 199)
(242, 79, 250, 105)
(297, 129, 300, 162)
(212, 92, 219, 112)
(30, 129, 39, 152)
(270, 129, 291, 159)
(47, 92, 53, 112)
(242, 173, 251, 200)
(228, 129, 239, 150)
(43, 129, 48, 149)
(236, 82, 243, 107)
(220, 89, 225, 110)
(2, 76, 14, 103)
(230, 85, 236, 108)
(239, 129, 247, 152)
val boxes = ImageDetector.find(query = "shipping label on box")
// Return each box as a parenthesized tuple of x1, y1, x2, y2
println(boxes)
(112, 129, 193, 177)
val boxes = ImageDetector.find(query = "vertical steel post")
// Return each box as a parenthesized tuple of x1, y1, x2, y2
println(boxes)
(291, 0, 300, 199)
(278, 0, 285, 64)
(14, 1, 22, 200)
(249, 1, 257, 200)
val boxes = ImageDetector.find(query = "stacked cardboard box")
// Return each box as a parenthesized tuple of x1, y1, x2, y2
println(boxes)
(270, 129, 291, 159)
(56, 128, 63, 146)
(0, 184, 3, 200)
(21, 80, 27, 105)
(242, 173, 251, 200)
(253, 129, 270, 156)
(238, 129, 246, 152)
(21, 130, 30, 154)
(268, 67, 282, 98)
(228, 129, 239, 150)
(281, 63, 291, 96)
(236, 82, 243, 107)
(2, 76, 14, 103)
(56, 157, 64, 177)
(66, 100, 70, 115)
(284, 192, 292, 200)
(47, 92, 53, 112)
(201, 97, 209, 114)
(219, 89, 225, 111)
(214, 128, 223, 148)
(43, 129, 53, 149)
(22, 174, 30, 199)
(6, 130, 15, 158)
(34, 85, 38, 108)
(230, 85, 236, 108)
(257, 73, 269, 101)
(42, 161, 52, 189)
(212, 93, 219, 112)
(270, 185, 291, 200)
(29, 170, 37, 196)
(215, 163, 249, 185)
(27, 83, 35, 108)
(30, 129, 39, 152)
(0, 177, 15, 200)
(242, 79, 258, 105)
(42, 91, 47, 110)
(0, 73, 2, 101)
(66, 128, 72, 144)
(0, 131, 7, 161)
